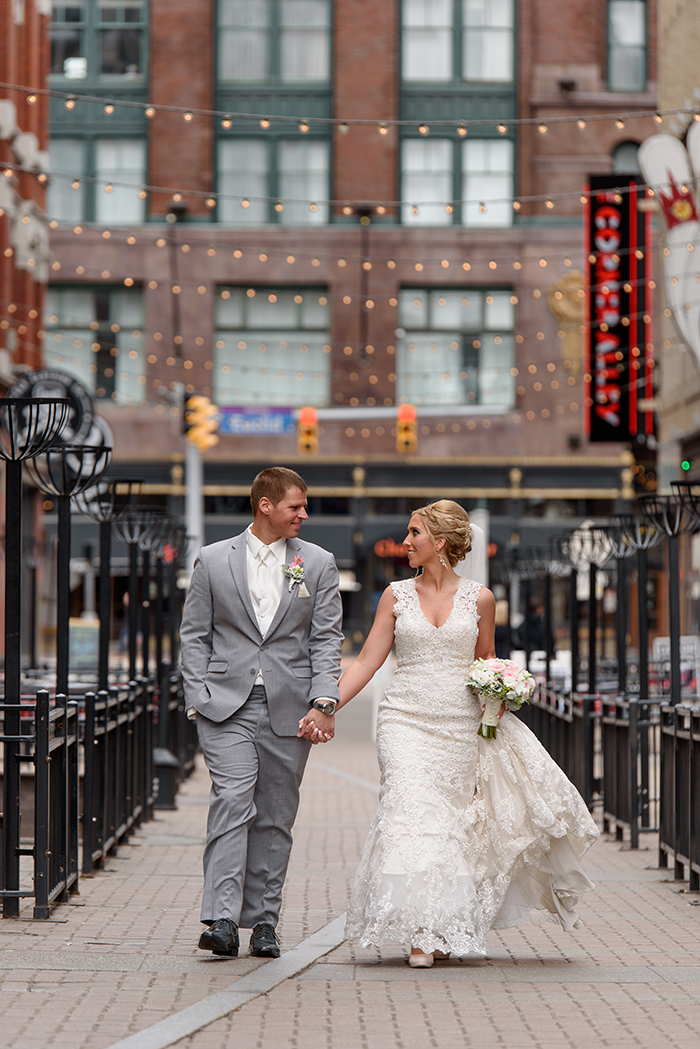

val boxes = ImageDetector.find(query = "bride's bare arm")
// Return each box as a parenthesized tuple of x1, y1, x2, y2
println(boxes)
(474, 586, 496, 661)
(335, 586, 397, 711)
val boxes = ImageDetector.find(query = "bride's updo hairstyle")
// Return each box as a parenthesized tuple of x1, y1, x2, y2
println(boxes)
(412, 500, 472, 567)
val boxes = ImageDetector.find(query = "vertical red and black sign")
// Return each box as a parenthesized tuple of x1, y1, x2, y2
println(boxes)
(585, 175, 654, 442)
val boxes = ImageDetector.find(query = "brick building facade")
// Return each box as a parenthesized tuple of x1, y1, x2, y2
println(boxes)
(6, 0, 662, 637)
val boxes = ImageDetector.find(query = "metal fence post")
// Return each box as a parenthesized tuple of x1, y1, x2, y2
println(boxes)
(33, 690, 51, 920)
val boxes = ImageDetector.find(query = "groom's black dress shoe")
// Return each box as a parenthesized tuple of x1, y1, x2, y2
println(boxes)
(249, 922, 281, 958)
(198, 918, 239, 956)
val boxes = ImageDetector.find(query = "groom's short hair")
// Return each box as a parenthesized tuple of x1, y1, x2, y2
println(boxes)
(251, 467, 308, 515)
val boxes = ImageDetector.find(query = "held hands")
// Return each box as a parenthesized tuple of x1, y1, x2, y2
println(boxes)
(297, 710, 335, 744)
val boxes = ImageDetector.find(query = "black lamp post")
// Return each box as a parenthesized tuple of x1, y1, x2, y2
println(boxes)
(137, 513, 173, 678)
(639, 495, 691, 705)
(0, 397, 70, 918)
(25, 444, 112, 696)
(565, 524, 612, 695)
(544, 536, 573, 688)
(611, 513, 663, 703)
(73, 479, 143, 689)
(604, 523, 637, 697)
(112, 508, 167, 681)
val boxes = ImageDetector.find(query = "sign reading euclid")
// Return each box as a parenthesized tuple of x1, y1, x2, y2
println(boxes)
(219, 407, 296, 436)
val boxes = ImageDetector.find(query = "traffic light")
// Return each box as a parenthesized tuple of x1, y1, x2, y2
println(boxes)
(396, 403, 418, 454)
(297, 406, 319, 454)
(184, 394, 220, 452)
(682, 459, 695, 472)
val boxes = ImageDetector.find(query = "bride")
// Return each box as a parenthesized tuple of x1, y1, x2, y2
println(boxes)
(302, 500, 598, 967)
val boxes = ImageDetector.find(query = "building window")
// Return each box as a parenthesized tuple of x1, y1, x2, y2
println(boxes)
(45, 285, 146, 404)
(401, 137, 512, 226)
(48, 137, 146, 223)
(47, 138, 86, 223)
(217, 138, 329, 224)
(218, 0, 330, 83)
(397, 287, 515, 406)
(214, 286, 330, 406)
(50, 1, 147, 81)
(462, 138, 513, 227)
(608, 0, 646, 92)
(401, 0, 514, 83)
(612, 140, 640, 173)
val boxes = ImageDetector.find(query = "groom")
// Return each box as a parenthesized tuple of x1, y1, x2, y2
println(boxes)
(180, 467, 343, 958)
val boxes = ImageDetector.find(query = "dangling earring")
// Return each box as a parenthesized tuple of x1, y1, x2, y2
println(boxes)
(438, 556, 449, 569)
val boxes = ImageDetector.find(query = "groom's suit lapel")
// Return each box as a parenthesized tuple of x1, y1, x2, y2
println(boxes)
(264, 536, 300, 641)
(228, 535, 261, 637)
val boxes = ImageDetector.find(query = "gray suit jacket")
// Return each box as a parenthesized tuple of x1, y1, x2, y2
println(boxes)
(180, 531, 343, 735)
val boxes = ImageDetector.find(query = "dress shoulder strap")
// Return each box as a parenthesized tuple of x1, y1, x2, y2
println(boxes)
(389, 579, 415, 618)
(456, 577, 482, 622)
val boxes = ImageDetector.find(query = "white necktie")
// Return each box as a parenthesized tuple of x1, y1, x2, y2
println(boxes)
(256, 547, 272, 622)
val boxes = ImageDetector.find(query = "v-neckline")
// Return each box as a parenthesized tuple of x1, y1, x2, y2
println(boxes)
(412, 576, 464, 630)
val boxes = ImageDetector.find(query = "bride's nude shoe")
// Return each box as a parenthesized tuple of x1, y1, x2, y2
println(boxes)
(433, 950, 451, 961)
(408, 950, 434, 968)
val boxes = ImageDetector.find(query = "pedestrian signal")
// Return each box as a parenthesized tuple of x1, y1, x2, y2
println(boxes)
(682, 459, 694, 472)
(298, 406, 319, 454)
(184, 394, 220, 452)
(396, 403, 418, 454)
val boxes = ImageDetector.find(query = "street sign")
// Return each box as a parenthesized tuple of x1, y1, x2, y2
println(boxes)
(219, 406, 296, 436)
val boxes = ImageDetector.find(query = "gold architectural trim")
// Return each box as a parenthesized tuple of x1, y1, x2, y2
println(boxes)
(135, 484, 620, 499)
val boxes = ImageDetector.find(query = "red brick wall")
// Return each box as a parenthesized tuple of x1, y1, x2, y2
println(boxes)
(148, 0, 215, 218)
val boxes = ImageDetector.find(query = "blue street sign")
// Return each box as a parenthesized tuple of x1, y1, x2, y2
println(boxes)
(219, 406, 296, 436)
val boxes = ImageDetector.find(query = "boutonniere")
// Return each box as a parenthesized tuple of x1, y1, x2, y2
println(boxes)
(282, 554, 310, 596)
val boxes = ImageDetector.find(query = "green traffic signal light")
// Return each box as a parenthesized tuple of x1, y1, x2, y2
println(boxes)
(682, 460, 693, 471)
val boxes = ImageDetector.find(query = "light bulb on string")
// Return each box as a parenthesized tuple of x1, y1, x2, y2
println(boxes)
(26, 94, 36, 105)
(479, 202, 487, 213)
(183, 112, 193, 122)
(105, 184, 113, 193)
(376, 205, 386, 214)
(419, 124, 429, 135)
(221, 116, 232, 128)
(378, 122, 388, 135)
(577, 119, 586, 129)
(338, 123, 349, 134)
(445, 204, 454, 213)
(138, 190, 147, 199)
(173, 193, 182, 202)
(299, 121, 309, 133)
(241, 199, 250, 208)
(145, 107, 155, 118)
(275, 201, 284, 212)
(497, 124, 507, 134)
(655, 113, 663, 123)
(309, 202, 318, 212)
(259, 118, 270, 129)
(546, 198, 554, 209)
(71, 179, 80, 190)
(206, 197, 216, 208)
(457, 122, 467, 137)
(411, 205, 419, 215)
(538, 123, 548, 133)
(616, 117, 625, 129)
(65, 97, 76, 109)
(513, 200, 521, 210)
(104, 104, 114, 114)
(342, 204, 353, 215)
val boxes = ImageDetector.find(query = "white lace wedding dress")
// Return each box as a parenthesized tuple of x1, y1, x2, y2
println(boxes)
(345, 577, 599, 957)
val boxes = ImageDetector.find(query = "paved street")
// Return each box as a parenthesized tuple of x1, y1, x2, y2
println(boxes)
(1, 692, 699, 1049)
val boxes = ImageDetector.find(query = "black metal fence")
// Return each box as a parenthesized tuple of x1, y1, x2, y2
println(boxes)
(0, 677, 195, 919)
(659, 704, 700, 890)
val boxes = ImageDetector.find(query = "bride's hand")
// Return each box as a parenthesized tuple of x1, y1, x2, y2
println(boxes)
(481, 701, 506, 719)
(297, 710, 334, 743)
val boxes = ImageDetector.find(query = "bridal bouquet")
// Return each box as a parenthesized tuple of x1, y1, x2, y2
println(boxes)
(466, 658, 535, 739)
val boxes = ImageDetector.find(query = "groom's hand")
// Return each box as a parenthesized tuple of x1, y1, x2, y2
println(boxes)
(297, 710, 335, 743)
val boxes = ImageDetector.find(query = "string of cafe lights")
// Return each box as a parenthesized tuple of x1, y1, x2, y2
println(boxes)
(0, 157, 689, 217)
(3, 80, 699, 134)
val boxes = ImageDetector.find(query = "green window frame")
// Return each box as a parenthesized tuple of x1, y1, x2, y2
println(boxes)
(216, 136, 330, 224)
(50, 1, 148, 84)
(608, 0, 646, 92)
(217, 0, 331, 84)
(214, 285, 331, 406)
(397, 286, 515, 407)
(45, 284, 147, 404)
(47, 136, 147, 224)
(401, 0, 514, 85)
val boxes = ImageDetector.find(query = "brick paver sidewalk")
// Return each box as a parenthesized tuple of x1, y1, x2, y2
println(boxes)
(1, 692, 699, 1049)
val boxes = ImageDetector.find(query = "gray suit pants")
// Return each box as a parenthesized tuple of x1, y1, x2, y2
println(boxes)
(196, 686, 311, 928)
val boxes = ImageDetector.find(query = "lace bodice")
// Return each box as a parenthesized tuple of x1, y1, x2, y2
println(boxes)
(390, 576, 481, 671)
